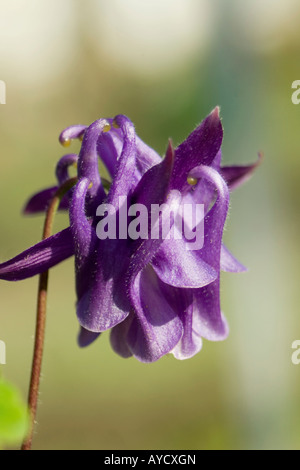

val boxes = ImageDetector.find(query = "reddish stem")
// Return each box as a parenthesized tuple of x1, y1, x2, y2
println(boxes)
(21, 178, 77, 451)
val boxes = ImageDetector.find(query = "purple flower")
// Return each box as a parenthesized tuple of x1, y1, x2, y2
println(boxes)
(0, 109, 259, 362)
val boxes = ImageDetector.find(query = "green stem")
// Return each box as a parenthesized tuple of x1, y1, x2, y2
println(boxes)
(21, 178, 77, 451)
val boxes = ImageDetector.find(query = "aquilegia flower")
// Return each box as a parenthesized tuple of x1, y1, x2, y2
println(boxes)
(0, 108, 259, 362)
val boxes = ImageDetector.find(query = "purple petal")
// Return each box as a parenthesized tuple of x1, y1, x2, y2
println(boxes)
(97, 130, 121, 178)
(135, 135, 162, 177)
(69, 178, 96, 262)
(152, 238, 217, 288)
(188, 165, 229, 266)
(106, 115, 137, 205)
(126, 143, 181, 273)
(131, 139, 174, 208)
(23, 152, 79, 215)
(171, 107, 223, 191)
(23, 186, 68, 214)
(147, 166, 230, 354)
(191, 283, 229, 341)
(59, 124, 87, 146)
(78, 327, 101, 348)
(110, 314, 133, 359)
(55, 153, 78, 185)
(127, 189, 182, 283)
(79, 143, 177, 338)
(212, 149, 222, 170)
(0, 228, 74, 281)
(151, 163, 228, 289)
(221, 153, 262, 191)
(77, 119, 110, 211)
(75, 117, 138, 333)
(181, 149, 223, 216)
(180, 165, 230, 341)
(126, 152, 183, 337)
(220, 244, 247, 273)
(69, 177, 97, 300)
(76, 240, 131, 332)
(127, 266, 183, 363)
(97, 125, 161, 182)
(171, 301, 203, 360)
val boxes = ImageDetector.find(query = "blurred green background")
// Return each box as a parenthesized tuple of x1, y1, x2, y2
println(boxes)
(0, 0, 300, 450)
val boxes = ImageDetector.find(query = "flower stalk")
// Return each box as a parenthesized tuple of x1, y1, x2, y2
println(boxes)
(21, 178, 77, 451)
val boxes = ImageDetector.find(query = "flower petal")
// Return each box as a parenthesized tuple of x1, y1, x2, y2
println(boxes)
(188, 165, 229, 267)
(131, 139, 174, 208)
(55, 153, 78, 185)
(97, 130, 121, 178)
(191, 283, 229, 341)
(135, 135, 162, 177)
(127, 189, 182, 285)
(181, 149, 222, 216)
(182, 165, 230, 341)
(110, 314, 133, 359)
(171, 107, 223, 191)
(151, 160, 228, 289)
(69, 177, 97, 301)
(0, 228, 74, 281)
(212, 149, 222, 170)
(171, 299, 203, 360)
(75, 116, 138, 333)
(77, 143, 177, 335)
(152, 238, 217, 288)
(126, 150, 189, 361)
(23, 154, 79, 215)
(220, 244, 247, 273)
(221, 153, 262, 191)
(75, 240, 131, 332)
(69, 178, 96, 262)
(97, 125, 161, 181)
(78, 327, 101, 348)
(77, 119, 110, 212)
(106, 115, 137, 205)
(59, 124, 87, 146)
(23, 186, 69, 214)
(127, 266, 183, 363)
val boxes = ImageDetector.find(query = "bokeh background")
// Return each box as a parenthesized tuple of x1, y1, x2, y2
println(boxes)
(0, 0, 300, 450)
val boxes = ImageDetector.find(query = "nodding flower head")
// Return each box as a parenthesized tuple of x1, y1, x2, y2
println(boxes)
(0, 109, 260, 362)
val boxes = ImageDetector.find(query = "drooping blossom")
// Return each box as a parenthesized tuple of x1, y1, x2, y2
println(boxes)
(0, 109, 259, 362)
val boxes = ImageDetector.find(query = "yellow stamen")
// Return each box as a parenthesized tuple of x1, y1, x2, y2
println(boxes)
(112, 119, 120, 129)
(61, 138, 71, 148)
(88, 182, 93, 189)
(187, 176, 198, 186)
(103, 123, 111, 133)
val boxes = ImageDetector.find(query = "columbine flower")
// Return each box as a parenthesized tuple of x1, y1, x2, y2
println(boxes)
(0, 109, 259, 362)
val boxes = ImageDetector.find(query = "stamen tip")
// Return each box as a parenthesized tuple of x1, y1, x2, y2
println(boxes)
(103, 123, 111, 133)
(187, 176, 198, 186)
(61, 138, 72, 148)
